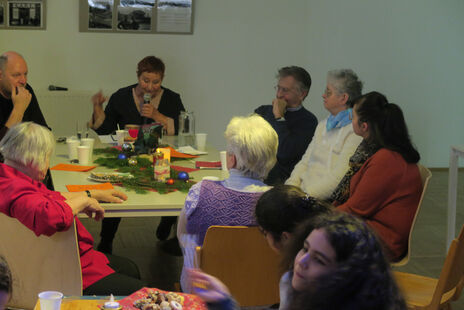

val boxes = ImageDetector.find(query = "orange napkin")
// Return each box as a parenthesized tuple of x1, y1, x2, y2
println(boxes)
(51, 163, 97, 172)
(66, 183, 114, 192)
(166, 146, 199, 159)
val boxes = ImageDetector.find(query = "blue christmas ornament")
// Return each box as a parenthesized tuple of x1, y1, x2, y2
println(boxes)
(178, 171, 189, 181)
(118, 153, 127, 160)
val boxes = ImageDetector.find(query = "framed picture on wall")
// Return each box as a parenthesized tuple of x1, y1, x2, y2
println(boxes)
(8, 0, 42, 27)
(80, 0, 194, 34)
(0, 4, 4, 25)
(88, 0, 113, 29)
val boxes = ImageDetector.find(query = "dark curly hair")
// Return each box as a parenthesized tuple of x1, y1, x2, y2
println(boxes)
(286, 212, 406, 310)
(0, 255, 12, 299)
(255, 185, 330, 243)
(137, 56, 165, 78)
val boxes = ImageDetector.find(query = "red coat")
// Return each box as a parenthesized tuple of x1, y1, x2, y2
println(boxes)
(0, 163, 114, 289)
(336, 149, 422, 261)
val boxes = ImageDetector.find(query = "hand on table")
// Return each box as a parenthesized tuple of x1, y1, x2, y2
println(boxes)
(272, 98, 287, 119)
(188, 269, 231, 303)
(90, 189, 128, 203)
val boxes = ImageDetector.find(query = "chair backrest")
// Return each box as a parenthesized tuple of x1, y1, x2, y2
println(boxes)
(0, 213, 82, 309)
(195, 226, 281, 307)
(429, 224, 464, 309)
(392, 164, 432, 267)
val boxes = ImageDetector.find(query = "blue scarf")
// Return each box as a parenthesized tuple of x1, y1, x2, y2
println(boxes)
(326, 108, 352, 131)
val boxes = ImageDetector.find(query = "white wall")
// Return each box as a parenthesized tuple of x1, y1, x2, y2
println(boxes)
(1, 0, 462, 166)
(0, 0, 309, 152)
(304, 0, 464, 167)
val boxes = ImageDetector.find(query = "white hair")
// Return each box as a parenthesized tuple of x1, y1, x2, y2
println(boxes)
(327, 69, 363, 104)
(224, 114, 278, 179)
(0, 122, 55, 172)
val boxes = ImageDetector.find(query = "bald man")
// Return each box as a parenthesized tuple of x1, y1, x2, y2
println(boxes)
(0, 51, 49, 140)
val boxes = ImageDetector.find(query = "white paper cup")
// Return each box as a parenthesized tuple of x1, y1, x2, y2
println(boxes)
(202, 176, 220, 181)
(66, 138, 80, 160)
(116, 130, 126, 146)
(80, 138, 95, 161)
(77, 145, 91, 165)
(220, 150, 228, 171)
(38, 291, 63, 310)
(195, 133, 207, 151)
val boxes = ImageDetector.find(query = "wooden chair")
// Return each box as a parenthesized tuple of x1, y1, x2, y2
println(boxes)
(0, 213, 82, 310)
(392, 164, 432, 267)
(195, 226, 281, 307)
(394, 224, 464, 310)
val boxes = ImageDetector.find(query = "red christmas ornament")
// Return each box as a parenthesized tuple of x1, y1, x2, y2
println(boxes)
(166, 178, 175, 185)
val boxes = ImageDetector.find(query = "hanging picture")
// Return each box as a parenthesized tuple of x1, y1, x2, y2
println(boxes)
(7, 0, 42, 27)
(0, 4, 4, 25)
(157, 0, 191, 33)
(117, 0, 154, 31)
(88, 0, 113, 29)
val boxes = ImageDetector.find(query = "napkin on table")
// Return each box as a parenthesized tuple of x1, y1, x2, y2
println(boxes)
(51, 163, 97, 172)
(66, 182, 114, 192)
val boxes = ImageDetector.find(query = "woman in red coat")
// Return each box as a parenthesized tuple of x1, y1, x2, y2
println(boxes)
(0, 122, 144, 295)
(334, 92, 422, 261)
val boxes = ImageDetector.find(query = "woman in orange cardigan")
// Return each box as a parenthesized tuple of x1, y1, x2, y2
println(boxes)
(334, 91, 421, 261)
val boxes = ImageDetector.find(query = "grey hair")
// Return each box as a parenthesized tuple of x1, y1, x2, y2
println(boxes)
(0, 122, 55, 172)
(327, 69, 363, 105)
(277, 66, 312, 95)
(224, 114, 278, 179)
(0, 55, 8, 72)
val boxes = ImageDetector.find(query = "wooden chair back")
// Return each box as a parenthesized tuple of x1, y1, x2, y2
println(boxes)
(0, 213, 82, 309)
(429, 224, 464, 309)
(195, 226, 281, 307)
(392, 164, 432, 267)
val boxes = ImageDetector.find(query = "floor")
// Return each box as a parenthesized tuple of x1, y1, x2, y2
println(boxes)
(81, 169, 464, 308)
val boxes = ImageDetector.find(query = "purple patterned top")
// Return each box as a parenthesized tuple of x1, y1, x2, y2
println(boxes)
(186, 180, 263, 245)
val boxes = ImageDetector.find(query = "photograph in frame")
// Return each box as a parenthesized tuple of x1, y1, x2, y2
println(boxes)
(117, 0, 154, 31)
(88, 0, 113, 29)
(157, 0, 192, 33)
(8, 1, 42, 27)
(0, 4, 4, 25)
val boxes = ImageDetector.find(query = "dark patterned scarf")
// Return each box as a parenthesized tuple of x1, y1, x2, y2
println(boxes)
(329, 140, 379, 204)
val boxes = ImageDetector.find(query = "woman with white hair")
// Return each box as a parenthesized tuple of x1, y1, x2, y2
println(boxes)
(0, 122, 145, 295)
(177, 114, 278, 293)
(286, 69, 363, 199)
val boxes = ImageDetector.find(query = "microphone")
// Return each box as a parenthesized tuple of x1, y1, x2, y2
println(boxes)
(48, 85, 68, 91)
(142, 93, 151, 124)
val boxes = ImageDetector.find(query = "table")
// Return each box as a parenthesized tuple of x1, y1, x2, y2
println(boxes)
(447, 145, 464, 250)
(50, 140, 227, 218)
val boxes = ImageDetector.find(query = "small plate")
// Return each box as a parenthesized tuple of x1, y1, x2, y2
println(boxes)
(88, 172, 133, 183)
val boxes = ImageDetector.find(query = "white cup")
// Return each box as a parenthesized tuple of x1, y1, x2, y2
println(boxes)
(220, 150, 228, 171)
(38, 291, 63, 310)
(80, 138, 95, 161)
(66, 138, 80, 161)
(202, 176, 220, 181)
(195, 133, 207, 151)
(77, 145, 91, 165)
(116, 130, 126, 146)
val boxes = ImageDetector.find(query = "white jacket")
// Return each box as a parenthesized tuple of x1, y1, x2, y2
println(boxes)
(286, 118, 362, 199)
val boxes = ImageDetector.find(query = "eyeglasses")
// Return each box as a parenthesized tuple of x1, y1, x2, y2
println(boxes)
(274, 85, 297, 94)
(323, 88, 333, 97)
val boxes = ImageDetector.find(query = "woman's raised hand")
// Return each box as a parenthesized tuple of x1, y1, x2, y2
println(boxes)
(188, 269, 231, 303)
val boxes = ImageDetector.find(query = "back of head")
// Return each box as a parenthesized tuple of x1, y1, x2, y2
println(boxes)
(288, 212, 406, 310)
(0, 256, 12, 306)
(277, 66, 312, 94)
(137, 55, 165, 78)
(352, 91, 420, 163)
(224, 114, 278, 179)
(255, 185, 330, 243)
(0, 122, 55, 172)
(327, 69, 363, 105)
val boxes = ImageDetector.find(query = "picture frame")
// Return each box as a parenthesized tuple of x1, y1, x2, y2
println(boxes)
(80, 0, 194, 34)
(0, 0, 46, 30)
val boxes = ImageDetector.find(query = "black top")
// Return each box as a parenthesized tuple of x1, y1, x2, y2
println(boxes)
(95, 84, 185, 135)
(255, 104, 318, 185)
(0, 84, 49, 140)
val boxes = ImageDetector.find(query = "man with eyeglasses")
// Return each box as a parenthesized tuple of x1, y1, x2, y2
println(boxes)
(255, 66, 318, 185)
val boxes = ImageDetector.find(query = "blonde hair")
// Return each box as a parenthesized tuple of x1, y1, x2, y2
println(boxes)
(0, 122, 55, 172)
(224, 114, 278, 179)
